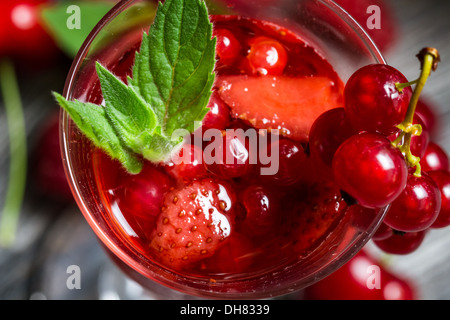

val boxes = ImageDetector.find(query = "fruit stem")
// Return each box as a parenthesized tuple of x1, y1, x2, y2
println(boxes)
(0, 59, 27, 247)
(395, 79, 419, 93)
(396, 48, 440, 177)
(402, 48, 440, 126)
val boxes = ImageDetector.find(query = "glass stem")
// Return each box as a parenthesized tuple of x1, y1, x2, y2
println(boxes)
(0, 59, 27, 247)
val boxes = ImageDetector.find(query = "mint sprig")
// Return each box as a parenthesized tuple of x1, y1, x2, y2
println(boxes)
(55, 0, 216, 174)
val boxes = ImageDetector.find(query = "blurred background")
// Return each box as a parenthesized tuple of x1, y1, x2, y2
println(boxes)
(0, 0, 449, 300)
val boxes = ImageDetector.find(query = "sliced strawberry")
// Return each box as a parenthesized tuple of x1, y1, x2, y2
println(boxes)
(216, 75, 343, 142)
(149, 178, 236, 270)
(283, 182, 348, 253)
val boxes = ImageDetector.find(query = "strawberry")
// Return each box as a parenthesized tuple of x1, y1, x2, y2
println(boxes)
(282, 182, 348, 253)
(149, 178, 236, 270)
(216, 75, 343, 142)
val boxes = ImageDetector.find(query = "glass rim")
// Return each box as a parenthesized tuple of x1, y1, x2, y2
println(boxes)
(59, 0, 387, 298)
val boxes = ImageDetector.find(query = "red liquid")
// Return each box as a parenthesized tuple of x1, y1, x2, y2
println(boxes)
(78, 16, 349, 280)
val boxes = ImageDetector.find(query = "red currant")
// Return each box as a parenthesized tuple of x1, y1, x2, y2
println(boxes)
(409, 115, 430, 159)
(163, 144, 208, 181)
(0, 0, 60, 65)
(121, 163, 174, 221)
(372, 223, 394, 241)
(202, 92, 231, 130)
(308, 108, 357, 178)
(333, 0, 397, 53)
(332, 132, 408, 208)
(344, 64, 412, 135)
(373, 230, 427, 255)
(205, 130, 252, 179)
(214, 28, 241, 66)
(245, 36, 288, 76)
(428, 170, 450, 228)
(415, 98, 437, 134)
(303, 250, 417, 300)
(33, 113, 72, 201)
(421, 142, 450, 172)
(383, 171, 441, 232)
(261, 138, 308, 186)
(241, 185, 279, 235)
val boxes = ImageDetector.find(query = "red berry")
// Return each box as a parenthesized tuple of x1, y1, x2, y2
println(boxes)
(332, 132, 408, 209)
(245, 36, 288, 76)
(372, 223, 394, 241)
(421, 142, 450, 172)
(373, 230, 427, 255)
(0, 1, 59, 65)
(121, 163, 174, 222)
(384, 171, 441, 232)
(205, 129, 253, 179)
(344, 64, 412, 135)
(149, 178, 236, 269)
(410, 115, 430, 159)
(303, 250, 417, 300)
(164, 144, 208, 181)
(202, 92, 231, 130)
(308, 108, 357, 178)
(333, 0, 397, 53)
(428, 170, 450, 228)
(415, 98, 438, 134)
(33, 113, 72, 201)
(261, 139, 308, 186)
(214, 28, 241, 66)
(240, 185, 279, 235)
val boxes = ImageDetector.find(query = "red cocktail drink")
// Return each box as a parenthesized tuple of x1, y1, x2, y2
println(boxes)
(60, 0, 386, 299)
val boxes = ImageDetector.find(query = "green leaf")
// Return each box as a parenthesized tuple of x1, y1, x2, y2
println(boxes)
(40, 1, 115, 57)
(129, 0, 216, 136)
(96, 62, 158, 155)
(54, 0, 216, 174)
(54, 92, 143, 174)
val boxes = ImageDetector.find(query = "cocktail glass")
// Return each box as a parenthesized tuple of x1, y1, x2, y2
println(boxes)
(59, 0, 387, 299)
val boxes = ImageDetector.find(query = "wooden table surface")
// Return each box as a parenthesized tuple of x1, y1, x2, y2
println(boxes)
(1, 0, 450, 300)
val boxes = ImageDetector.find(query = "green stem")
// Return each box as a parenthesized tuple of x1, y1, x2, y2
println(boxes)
(0, 59, 27, 247)
(395, 48, 440, 177)
(401, 53, 436, 127)
(396, 79, 419, 93)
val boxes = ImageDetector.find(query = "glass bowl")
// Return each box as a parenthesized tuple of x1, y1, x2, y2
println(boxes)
(60, 0, 387, 299)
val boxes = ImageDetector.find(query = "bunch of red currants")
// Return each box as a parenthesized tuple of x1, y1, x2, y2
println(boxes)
(309, 48, 449, 255)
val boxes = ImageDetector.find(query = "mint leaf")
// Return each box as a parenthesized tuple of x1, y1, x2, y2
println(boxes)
(55, 0, 216, 174)
(54, 93, 143, 174)
(129, 0, 216, 135)
(96, 62, 158, 155)
(40, 1, 115, 58)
